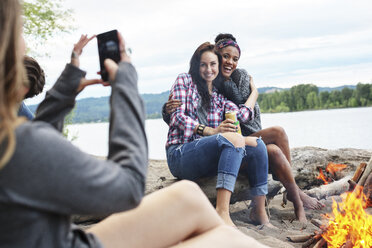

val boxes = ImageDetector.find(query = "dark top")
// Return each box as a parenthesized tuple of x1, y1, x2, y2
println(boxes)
(0, 62, 148, 248)
(214, 68, 262, 136)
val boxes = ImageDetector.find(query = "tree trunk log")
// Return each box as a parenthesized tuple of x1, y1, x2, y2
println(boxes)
(304, 176, 351, 200)
(357, 155, 372, 186)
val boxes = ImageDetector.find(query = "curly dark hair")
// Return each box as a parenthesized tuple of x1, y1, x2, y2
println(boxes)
(214, 33, 237, 43)
(188, 42, 222, 109)
(23, 55, 45, 99)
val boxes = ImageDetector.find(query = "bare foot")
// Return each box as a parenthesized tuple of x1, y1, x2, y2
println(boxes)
(257, 222, 278, 230)
(285, 184, 307, 223)
(216, 209, 236, 227)
(299, 191, 325, 210)
(249, 206, 270, 226)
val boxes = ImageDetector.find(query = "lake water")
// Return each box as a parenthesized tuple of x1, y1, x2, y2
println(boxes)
(67, 107, 372, 159)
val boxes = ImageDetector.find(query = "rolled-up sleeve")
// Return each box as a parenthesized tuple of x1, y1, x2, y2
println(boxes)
(170, 74, 199, 138)
(224, 99, 254, 123)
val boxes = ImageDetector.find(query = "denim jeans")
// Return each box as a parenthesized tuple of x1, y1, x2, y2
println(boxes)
(166, 134, 268, 196)
(241, 138, 268, 196)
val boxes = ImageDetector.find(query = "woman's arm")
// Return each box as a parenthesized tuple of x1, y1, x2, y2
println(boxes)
(34, 35, 103, 131)
(7, 61, 147, 215)
(197, 118, 237, 136)
(221, 80, 246, 105)
(16, 34, 147, 214)
(161, 93, 182, 125)
(169, 74, 199, 138)
(34, 64, 85, 131)
(243, 77, 258, 109)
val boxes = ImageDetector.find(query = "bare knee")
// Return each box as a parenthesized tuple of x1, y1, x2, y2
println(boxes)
(170, 180, 210, 209)
(271, 126, 288, 141)
(267, 144, 288, 169)
(244, 136, 258, 147)
(267, 144, 281, 158)
(221, 133, 245, 148)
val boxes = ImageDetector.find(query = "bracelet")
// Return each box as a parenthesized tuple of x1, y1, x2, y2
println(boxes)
(196, 124, 206, 136)
(71, 51, 79, 59)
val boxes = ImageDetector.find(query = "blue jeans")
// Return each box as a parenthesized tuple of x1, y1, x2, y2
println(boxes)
(166, 134, 268, 196)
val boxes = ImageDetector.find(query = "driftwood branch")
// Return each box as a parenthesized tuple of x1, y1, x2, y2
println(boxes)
(304, 176, 351, 200)
(313, 238, 326, 248)
(311, 219, 326, 229)
(196, 174, 283, 204)
(287, 234, 313, 243)
(301, 234, 322, 248)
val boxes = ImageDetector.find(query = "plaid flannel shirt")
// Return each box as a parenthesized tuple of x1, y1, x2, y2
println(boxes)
(166, 73, 254, 147)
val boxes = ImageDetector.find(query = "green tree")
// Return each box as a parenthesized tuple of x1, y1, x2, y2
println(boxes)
(348, 97, 358, 107)
(63, 108, 78, 141)
(341, 87, 353, 107)
(23, 0, 75, 52)
(319, 91, 330, 108)
(306, 91, 319, 109)
(290, 84, 318, 111)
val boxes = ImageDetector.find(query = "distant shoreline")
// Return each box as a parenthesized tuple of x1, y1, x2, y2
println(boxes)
(65, 106, 372, 125)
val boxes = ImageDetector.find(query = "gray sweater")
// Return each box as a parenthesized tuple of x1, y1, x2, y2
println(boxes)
(217, 69, 262, 136)
(0, 62, 148, 248)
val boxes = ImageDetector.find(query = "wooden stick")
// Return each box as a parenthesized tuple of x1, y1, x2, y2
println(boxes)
(341, 240, 353, 248)
(357, 155, 372, 186)
(305, 176, 351, 200)
(311, 219, 324, 229)
(348, 179, 357, 190)
(287, 234, 313, 243)
(313, 238, 327, 248)
(352, 162, 367, 183)
(302, 234, 321, 248)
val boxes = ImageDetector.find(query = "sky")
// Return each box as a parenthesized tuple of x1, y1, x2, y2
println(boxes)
(26, 0, 372, 105)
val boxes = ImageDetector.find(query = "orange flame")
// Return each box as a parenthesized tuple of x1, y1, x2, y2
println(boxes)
(317, 162, 348, 185)
(317, 168, 329, 185)
(322, 186, 372, 248)
(326, 162, 348, 176)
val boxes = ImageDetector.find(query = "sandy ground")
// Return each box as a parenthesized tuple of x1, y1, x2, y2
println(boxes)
(231, 193, 333, 247)
(145, 158, 371, 248)
(78, 154, 371, 248)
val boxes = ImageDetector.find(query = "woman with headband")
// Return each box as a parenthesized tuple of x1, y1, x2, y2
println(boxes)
(165, 42, 273, 228)
(164, 33, 324, 224)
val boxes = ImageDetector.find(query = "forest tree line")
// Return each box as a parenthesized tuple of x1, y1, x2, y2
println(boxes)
(258, 83, 372, 113)
(29, 83, 372, 123)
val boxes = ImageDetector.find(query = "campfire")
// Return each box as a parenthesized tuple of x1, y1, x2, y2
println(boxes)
(321, 186, 371, 248)
(317, 162, 348, 185)
(288, 156, 372, 248)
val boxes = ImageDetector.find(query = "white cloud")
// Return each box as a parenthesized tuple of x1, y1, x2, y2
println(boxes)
(25, 0, 372, 104)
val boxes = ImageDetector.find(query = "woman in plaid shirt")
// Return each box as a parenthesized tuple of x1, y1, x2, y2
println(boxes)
(166, 42, 273, 228)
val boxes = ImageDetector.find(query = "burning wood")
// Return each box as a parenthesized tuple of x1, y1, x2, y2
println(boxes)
(321, 186, 371, 247)
(357, 156, 372, 187)
(317, 162, 348, 185)
(306, 159, 372, 200)
(326, 162, 347, 177)
(301, 233, 322, 248)
(290, 156, 372, 248)
(351, 162, 367, 184)
(310, 219, 325, 229)
(295, 186, 372, 248)
(313, 238, 327, 248)
(305, 176, 351, 200)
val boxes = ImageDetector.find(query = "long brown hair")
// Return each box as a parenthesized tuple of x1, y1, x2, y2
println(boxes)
(0, 0, 25, 169)
(189, 42, 221, 109)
